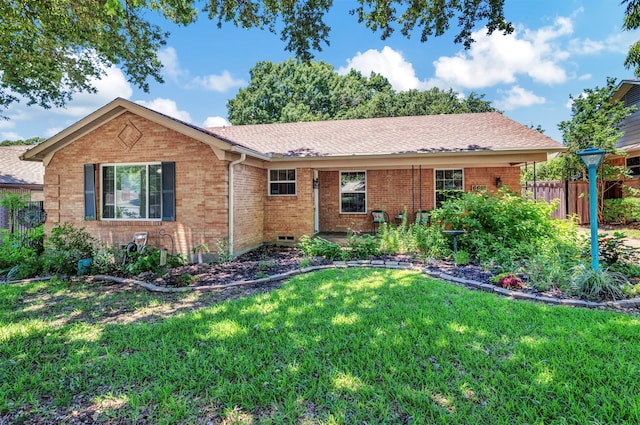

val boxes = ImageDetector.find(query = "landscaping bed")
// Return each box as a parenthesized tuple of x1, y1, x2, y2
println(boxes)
(127, 245, 640, 313)
(138, 245, 494, 288)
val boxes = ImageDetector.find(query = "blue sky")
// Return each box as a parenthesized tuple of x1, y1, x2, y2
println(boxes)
(2, 1, 639, 143)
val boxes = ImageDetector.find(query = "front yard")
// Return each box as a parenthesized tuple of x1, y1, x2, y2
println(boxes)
(2, 268, 640, 424)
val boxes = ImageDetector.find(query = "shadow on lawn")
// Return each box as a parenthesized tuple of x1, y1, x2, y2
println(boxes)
(2, 269, 640, 424)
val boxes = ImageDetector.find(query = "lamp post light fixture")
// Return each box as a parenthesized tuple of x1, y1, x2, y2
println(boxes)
(577, 147, 607, 271)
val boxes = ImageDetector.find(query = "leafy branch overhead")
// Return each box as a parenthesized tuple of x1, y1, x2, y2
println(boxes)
(2, 0, 640, 114)
(0, 0, 513, 112)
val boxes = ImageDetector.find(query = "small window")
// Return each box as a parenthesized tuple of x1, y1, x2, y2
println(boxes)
(435, 169, 464, 208)
(269, 169, 296, 195)
(627, 156, 640, 177)
(340, 171, 366, 213)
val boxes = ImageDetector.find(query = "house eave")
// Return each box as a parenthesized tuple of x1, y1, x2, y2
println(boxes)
(265, 146, 565, 168)
(611, 79, 640, 103)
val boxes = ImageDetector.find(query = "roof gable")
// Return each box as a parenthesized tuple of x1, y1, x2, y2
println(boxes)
(21, 98, 267, 164)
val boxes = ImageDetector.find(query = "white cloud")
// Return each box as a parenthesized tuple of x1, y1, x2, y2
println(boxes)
(0, 64, 133, 139)
(158, 47, 188, 82)
(192, 71, 246, 93)
(43, 127, 64, 138)
(570, 30, 640, 56)
(160, 47, 246, 92)
(0, 119, 15, 130)
(135, 98, 193, 123)
(203, 116, 230, 127)
(54, 65, 133, 117)
(495, 86, 546, 110)
(431, 16, 573, 89)
(0, 131, 21, 141)
(338, 46, 427, 91)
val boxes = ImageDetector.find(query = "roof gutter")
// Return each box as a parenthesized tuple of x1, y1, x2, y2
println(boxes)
(228, 153, 246, 258)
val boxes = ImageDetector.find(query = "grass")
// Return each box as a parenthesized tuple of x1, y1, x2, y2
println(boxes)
(1, 270, 640, 424)
(620, 227, 640, 240)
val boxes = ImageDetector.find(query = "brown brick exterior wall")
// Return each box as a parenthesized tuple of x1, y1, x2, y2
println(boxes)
(44, 112, 231, 255)
(263, 168, 315, 242)
(41, 109, 530, 252)
(232, 163, 265, 253)
(318, 166, 520, 233)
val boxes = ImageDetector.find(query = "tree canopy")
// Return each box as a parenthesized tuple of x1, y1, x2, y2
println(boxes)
(0, 136, 45, 146)
(3, 1, 640, 116)
(0, 0, 513, 114)
(226, 59, 498, 125)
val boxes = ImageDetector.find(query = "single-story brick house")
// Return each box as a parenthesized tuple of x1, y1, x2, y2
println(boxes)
(1, 145, 44, 230)
(21, 98, 564, 256)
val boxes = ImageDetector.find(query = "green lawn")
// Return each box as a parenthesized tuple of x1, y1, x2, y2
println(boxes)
(1, 269, 640, 424)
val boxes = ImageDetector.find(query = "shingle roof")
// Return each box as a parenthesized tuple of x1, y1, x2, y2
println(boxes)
(206, 112, 564, 158)
(0, 145, 44, 186)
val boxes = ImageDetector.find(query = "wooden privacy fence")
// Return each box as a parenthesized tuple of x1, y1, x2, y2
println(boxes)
(523, 181, 590, 224)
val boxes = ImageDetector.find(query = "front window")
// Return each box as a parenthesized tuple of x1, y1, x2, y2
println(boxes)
(269, 169, 296, 195)
(435, 169, 464, 207)
(102, 163, 162, 220)
(627, 156, 640, 177)
(340, 171, 366, 213)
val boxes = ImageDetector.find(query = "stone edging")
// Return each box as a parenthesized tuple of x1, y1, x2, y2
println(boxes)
(6, 261, 640, 310)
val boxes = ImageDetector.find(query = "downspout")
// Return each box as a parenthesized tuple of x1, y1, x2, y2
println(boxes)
(228, 153, 246, 258)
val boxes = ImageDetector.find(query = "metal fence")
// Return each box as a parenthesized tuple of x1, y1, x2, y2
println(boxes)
(0, 201, 46, 238)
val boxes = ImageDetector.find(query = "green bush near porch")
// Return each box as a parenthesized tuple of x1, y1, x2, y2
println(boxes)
(303, 189, 640, 300)
(603, 197, 640, 224)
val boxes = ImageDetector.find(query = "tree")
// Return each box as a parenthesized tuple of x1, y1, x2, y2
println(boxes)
(0, 137, 45, 146)
(557, 77, 636, 219)
(9, 0, 640, 115)
(1, 0, 513, 115)
(622, 0, 640, 76)
(0, 0, 171, 114)
(227, 59, 497, 125)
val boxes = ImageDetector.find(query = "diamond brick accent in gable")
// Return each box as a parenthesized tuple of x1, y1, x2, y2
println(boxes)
(118, 121, 142, 150)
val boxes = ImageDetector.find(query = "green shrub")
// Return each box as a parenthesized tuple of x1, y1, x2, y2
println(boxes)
(40, 248, 85, 276)
(598, 232, 639, 266)
(91, 248, 119, 275)
(453, 250, 470, 266)
(379, 220, 452, 260)
(430, 189, 572, 265)
(569, 264, 629, 301)
(602, 197, 640, 224)
(47, 222, 98, 260)
(0, 226, 44, 279)
(410, 224, 450, 259)
(346, 233, 379, 259)
(298, 235, 344, 260)
(123, 246, 186, 276)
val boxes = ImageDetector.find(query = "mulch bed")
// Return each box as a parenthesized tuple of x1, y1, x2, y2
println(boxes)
(130, 245, 640, 313)
(139, 245, 494, 288)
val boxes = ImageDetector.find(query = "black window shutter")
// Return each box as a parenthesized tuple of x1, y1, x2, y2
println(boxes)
(161, 162, 176, 221)
(83, 164, 96, 220)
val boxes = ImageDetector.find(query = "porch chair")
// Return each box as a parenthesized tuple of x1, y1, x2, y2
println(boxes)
(415, 210, 430, 225)
(371, 210, 389, 234)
